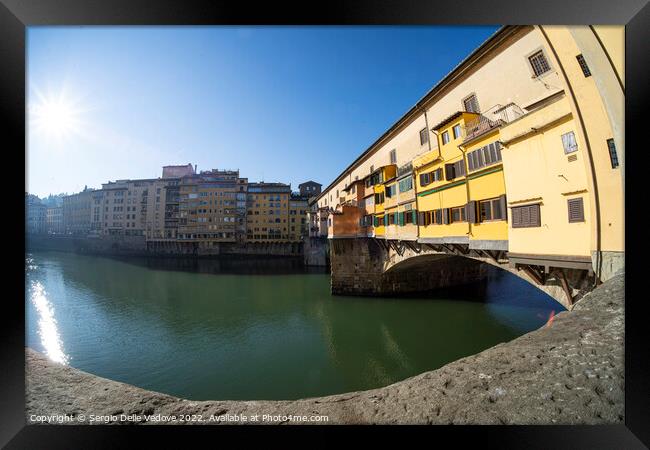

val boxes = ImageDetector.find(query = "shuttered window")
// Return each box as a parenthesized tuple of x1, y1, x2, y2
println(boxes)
(466, 201, 477, 223)
(511, 204, 541, 228)
(421, 168, 443, 186)
(567, 198, 585, 222)
(435, 209, 443, 224)
(467, 141, 502, 172)
(445, 163, 455, 181)
(441, 131, 450, 145)
(479, 198, 505, 221)
(454, 160, 466, 177)
(405, 211, 416, 225)
(442, 208, 450, 225)
(420, 128, 429, 146)
(451, 206, 466, 223)
(390, 149, 397, 164)
(463, 94, 480, 113)
(445, 161, 466, 181)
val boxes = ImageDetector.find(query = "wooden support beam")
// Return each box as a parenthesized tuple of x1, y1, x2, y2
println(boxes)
(440, 244, 455, 255)
(520, 264, 544, 285)
(483, 249, 500, 263)
(556, 269, 574, 306)
(453, 244, 470, 255)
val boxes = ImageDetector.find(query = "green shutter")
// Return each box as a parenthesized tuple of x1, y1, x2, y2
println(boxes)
(373, 216, 378, 227)
(398, 212, 404, 226)
(411, 211, 417, 224)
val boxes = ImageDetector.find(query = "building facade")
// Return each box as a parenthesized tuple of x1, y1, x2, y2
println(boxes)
(315, 25, 624, 282)
(62, 187, 94, 235)
(177, 169, 248, 245)
(246, 183, 292, 242)
(288, 194, 309, 241)
(26, 194, 47, 235)
(46, 206, 64, 234)
(298, 181, 322, 198)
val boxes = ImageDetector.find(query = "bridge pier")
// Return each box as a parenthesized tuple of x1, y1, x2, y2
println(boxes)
(330, 238, 488, 296)
(329, 237, 596, 310)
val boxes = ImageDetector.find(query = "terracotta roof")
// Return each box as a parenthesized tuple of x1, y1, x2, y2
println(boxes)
(431, 111, 477, 131)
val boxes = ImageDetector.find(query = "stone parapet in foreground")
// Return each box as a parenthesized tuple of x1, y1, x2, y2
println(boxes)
(26, 272, 624, 425)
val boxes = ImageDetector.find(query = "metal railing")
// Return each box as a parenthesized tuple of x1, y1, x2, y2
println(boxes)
(462, 103, 525, 143)
(463, 115, 503, 142)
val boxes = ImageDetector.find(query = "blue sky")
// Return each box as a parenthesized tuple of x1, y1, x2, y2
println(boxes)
(27, 26, 499, 198)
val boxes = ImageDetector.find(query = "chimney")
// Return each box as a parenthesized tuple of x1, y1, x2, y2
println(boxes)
(194, 164, 197, 174)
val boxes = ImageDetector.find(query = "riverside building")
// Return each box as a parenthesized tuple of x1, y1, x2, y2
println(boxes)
(56, 165, 313, 250)
(177, 169, 248, 245)
(246, 182, 292, 242)
(315, 25, 624, 283)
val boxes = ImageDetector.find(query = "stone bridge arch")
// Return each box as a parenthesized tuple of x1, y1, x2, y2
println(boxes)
(330, 238, 595, 310)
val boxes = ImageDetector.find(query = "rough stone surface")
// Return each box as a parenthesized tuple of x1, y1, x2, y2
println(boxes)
(26, 271, 624, 425)
(330, 238, 595, 310)
(330, 238, 489, 297)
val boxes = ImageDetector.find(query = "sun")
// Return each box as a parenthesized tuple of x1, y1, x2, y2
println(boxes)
(30, 89, 85, 141)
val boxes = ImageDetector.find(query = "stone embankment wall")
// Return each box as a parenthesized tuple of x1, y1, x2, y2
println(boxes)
(27, 235, 146, 256)
(304, 237, 329, 266)
(25, 272, 624, 425)
(26, 235, 304, 258)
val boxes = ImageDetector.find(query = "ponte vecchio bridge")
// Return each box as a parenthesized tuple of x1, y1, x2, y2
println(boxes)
(309, 25, 624, 310)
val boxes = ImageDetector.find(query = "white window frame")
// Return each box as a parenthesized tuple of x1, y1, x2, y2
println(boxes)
(561, 131, 578, 154)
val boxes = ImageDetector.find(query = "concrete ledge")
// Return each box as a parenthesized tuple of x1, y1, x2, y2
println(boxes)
(417, 236, 469, 244)
(469, 240, 509, 251)
(26, 272, 623, 425)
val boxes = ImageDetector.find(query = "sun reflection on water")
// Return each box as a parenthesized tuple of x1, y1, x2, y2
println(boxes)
(30, 281, 69, 365)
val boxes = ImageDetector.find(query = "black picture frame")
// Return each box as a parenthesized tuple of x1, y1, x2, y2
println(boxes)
(2, 0, 647, 447)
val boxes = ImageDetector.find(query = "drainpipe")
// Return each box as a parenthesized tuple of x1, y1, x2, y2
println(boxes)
(538, 26, 602, 284)
(457, 143, 472, 238)
(423, 107, 433, 153)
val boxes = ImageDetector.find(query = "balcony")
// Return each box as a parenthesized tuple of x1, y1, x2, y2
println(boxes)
(463, 115, 503, 143)
(463, 103, 525, 144)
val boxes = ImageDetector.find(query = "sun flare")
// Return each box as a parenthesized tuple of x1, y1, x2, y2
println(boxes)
(30, 89, 85, 141)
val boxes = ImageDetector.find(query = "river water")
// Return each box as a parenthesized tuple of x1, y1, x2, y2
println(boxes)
(25, 250, 564, 401)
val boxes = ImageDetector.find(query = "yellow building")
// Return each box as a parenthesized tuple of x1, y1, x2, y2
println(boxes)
(461, 113, 509, 250)
(288, 195, 309, 241)
(314, 25, 624, 282)
(367, 165, 395, 238)
(246, 183, 291, 242)
(414, 112, 473, 245)
(178, 170, 247, 246)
